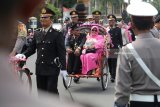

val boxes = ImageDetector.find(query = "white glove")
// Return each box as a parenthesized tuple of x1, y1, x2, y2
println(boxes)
(82, 49, 86, 54)
(15, 54, 26, 61)
(60, 70, 68, 80)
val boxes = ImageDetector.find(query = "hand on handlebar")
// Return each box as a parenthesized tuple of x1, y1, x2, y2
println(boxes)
(15, 54, 26, 61)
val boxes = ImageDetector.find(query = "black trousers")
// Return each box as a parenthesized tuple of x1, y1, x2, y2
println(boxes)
(130, 101, 160, 107)
(67, 53, 81, 74)
(108, 58, 117, 79)
(36, 74, 59, 95)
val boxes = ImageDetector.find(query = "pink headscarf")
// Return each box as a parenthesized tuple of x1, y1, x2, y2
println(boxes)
(90, 26, 99, 36)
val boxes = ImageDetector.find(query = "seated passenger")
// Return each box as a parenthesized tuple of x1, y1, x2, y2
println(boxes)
(66, 24, 86, 75)
(81, 26, 105, 75)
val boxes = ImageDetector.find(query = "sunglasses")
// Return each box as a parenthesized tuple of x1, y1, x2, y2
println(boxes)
(92, 29, 97, 32)
(71, 16, 78, 18)
(40, 16, 50, 19)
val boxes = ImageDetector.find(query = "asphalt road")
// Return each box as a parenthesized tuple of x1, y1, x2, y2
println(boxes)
(26, 54, 115, 107)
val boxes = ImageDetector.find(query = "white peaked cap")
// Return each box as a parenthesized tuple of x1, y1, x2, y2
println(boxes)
(127, 2, 158, 16)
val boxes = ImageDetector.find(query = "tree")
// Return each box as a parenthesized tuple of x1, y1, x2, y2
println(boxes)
(151, 0, 160, 15)
(104, 0, 124, 14)
(62, 0, 77, 8)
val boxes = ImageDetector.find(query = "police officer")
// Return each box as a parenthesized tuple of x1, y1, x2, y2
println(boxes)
(66, 24, 86, 83)
(114, 2, 160, 107)
(65, 10, 82, 46)
(92, 10, 103, 25)
(16, 7, 67, 95)
(66, 10, 80, 31)
(106, 14, 123, 82)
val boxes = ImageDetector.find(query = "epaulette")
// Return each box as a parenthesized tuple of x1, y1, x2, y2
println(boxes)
(35, 28, 42, 31)
(52, 25, 62, 32)
(53, 28, 61, 32)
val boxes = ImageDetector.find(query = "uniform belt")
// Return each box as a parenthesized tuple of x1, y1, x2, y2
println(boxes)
(130, 94, 160, 102)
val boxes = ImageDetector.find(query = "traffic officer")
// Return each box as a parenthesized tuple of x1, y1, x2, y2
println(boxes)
(16, 7, 67, 95)
(92, 10, 103, 25)
(114, 2, 160, 107)
(106, 14, 123, 82)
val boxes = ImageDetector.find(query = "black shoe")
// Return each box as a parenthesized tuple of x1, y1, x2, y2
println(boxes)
(71, 72, 75, 75)
(110, 78, 115, 83)
(97, 77, 100, 81)
(73, 77, 79, 83)
(24, 68, 33, 75)
(87, 70, 93, 75)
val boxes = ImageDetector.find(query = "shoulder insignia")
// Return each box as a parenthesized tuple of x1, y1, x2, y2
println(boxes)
(41, 8, 46, 14)
(52, 28, 61, 32)
(52, 24, 62, 32)
(35, 28, 42, 32)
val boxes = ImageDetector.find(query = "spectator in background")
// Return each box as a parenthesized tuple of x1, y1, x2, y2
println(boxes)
(117, 21, 130, 46)
(83, 15, 94, 25)
(150, 15, 160, 39)
(10, 21, 27, 56)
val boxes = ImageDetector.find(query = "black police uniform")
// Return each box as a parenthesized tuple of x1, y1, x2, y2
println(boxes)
(23, 26, 66, 94)
(108, 26, 123, 81)
(66, 10, 81, 33)
(108, 26, 123, 79)
(92, 10, 103, 25)
(107, 14, 123, 82)
(66, 32, 86, 74)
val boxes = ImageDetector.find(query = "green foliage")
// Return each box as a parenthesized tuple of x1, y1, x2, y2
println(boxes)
(151, 0, 160, 15)
(46, 3, 61, 16)
(63, 0, 77, 8)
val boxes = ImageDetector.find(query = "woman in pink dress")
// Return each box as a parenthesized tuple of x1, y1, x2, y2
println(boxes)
(81, 26, 105, 74)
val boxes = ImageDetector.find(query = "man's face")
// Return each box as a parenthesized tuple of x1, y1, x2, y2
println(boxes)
(73, 29, 80, 36)
(93, 15, 100, 21)
(71, 16, 78, 23)
(40, 14, 52, 28)
(155, 22, 160, 30)
(88, 18, 93, 22)
(108, 19, 116, 27)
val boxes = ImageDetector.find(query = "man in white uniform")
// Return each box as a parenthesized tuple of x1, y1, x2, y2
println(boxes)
(114, 2, 160, 107)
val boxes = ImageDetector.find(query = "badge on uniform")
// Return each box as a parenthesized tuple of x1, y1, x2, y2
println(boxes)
(41, 8, 46, 14)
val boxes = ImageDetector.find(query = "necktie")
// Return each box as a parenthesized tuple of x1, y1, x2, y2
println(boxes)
(42, 29, 46, 36)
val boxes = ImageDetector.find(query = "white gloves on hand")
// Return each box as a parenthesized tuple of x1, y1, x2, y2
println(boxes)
(15, 54, 26, 61)
(82, 49, 86, 54)
(60, 70, 68, 80)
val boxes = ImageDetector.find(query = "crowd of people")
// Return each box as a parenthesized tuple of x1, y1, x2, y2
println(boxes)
(1, 0, 160, 107)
